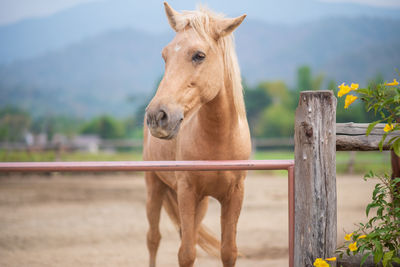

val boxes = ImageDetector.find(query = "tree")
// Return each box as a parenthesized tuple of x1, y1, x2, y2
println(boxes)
(296, 65, 324, 91)
(243, 80, 271, 134)
(297, 66, 312, 92)
(81, 115, 125, 139)
(254, 81, 294, 138)
(0, 106, 31, 142)
(256, 104, 294, 138)
(31, 115, 85, 139)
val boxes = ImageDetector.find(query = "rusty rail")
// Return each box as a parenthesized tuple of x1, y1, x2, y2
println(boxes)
(0, 159, 295, 267)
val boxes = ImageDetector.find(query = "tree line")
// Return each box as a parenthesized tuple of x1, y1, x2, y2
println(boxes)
(0, 66, 384, 143)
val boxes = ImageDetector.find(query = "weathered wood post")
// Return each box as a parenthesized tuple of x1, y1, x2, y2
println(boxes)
(294, 91, 337, 267)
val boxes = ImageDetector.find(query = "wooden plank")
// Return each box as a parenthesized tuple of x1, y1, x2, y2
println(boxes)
(336, 123, 400, 151)
(294, 91, 337, 267)
(337, 122, 400, 136)
(336, 135, 392, 151)
(336, 122, 387, 135)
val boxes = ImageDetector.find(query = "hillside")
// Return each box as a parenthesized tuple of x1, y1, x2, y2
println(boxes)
(1, 0, 399, 65)
(235, 17, 400, 84)
(0, 29, 170, 117)
(0, 17, 399, 118)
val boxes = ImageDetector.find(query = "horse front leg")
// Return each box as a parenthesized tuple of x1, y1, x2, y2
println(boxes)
(220, 179, 245, 267)
(177, 179, 198, 267)
(145, 172, 167, 267)
(195, 197, 208, 232)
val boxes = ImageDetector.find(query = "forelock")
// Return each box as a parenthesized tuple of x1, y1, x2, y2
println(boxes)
(174, 6, 225, 44)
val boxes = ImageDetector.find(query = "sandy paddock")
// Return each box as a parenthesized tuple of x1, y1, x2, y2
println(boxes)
(0, 172, 377, 267)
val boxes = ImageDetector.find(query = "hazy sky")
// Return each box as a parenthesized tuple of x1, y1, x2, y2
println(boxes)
(320, 0, 400, 7)
(0, 0, 399, 26)
(0, 0, 100, 25)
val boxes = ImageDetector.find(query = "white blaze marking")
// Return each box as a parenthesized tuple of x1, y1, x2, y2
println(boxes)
(174, 44, 181, 52)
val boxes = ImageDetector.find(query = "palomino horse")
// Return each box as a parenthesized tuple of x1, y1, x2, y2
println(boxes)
(143, 3, 251, 267)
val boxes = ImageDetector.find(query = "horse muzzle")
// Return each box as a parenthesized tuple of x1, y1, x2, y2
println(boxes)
(145, 107, 184, 140)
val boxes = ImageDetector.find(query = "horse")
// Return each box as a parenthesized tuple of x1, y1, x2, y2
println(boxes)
(143, 3, 251, 267)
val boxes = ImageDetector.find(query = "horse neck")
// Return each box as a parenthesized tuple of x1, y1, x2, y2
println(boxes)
(197, 79, 240, 136)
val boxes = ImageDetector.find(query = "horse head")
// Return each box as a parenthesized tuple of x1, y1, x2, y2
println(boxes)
(145, 2, 246, 140)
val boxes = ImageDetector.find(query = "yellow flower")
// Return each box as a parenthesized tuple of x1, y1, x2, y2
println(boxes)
(338, 83, 351, 97)
(358, 235, 367, 239)
(314, 258, 323, 265)
(383, 124, 394, 132)
(325, 257, 337, 261)
(344, 233, 353, 241)
(350, 83, 359, 90)
(385, 79, 399, 86)
(344, 95, 358, 109)
(349, 241, 358, 252)
(313, 258, 330, 267)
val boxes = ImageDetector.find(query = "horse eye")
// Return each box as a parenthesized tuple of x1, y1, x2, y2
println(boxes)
(192, 51, 206, 63)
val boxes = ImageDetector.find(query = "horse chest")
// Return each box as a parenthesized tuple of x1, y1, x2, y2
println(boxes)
(176, 122, 244, 160)
(176, 170, 245, 200)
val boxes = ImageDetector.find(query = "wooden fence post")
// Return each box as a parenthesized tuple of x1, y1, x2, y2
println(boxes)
(294, 91, 337, 267)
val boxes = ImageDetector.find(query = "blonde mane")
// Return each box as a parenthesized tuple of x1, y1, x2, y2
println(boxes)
(173, 7, 247, 119)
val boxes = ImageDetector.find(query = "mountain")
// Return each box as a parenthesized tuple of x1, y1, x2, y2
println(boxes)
(1, 0, 399, 64)
(0, 29, 171, 117)
(235, 17, 400, 84)
(0, 17, 399, 118)
(0, 0, 171, 65)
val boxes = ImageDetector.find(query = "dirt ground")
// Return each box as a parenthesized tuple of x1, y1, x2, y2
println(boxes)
(0, 172, 378, 267)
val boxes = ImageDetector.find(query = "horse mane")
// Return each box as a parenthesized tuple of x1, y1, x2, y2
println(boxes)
(173, 7, 247, 119)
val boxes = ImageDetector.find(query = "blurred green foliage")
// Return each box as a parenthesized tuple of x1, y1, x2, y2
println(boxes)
(0, 106, 30, 142)
(243, 65, 383, 138)
(0, 66, 390, 143)
(80, 115, 125, 139)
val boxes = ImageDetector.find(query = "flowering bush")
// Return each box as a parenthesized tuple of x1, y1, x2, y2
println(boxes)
(334, 76, 400, 267)
(337, 173, 400, 267)
(337, 77, 400, 156)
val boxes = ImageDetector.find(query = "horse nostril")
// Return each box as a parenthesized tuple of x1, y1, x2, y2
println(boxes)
(156, 110, 168, 125)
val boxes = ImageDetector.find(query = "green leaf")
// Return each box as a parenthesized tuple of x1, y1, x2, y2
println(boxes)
(392, 257, 400, 264)
(387, 136, 399, 147)
(377, 206, 384, 216)
(379, 132, 389, 151)
(364, 170, 374, 180)
(366, 121, 380, 136)
(382, 98, 394, 106)
(382, 250, 394, 267)
(374, 242, 383, 264)
(358, 88, 369, 94)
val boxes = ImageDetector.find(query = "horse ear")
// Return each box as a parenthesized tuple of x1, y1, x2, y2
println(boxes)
(215, 14, 246, 39)
(164, 2, 180, 32)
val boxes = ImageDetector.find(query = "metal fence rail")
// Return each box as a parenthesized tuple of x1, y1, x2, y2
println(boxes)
(0, 159, 293, 172)
(0, 159, 295, 266)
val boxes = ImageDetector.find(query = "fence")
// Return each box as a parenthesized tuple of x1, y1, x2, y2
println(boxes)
(1, 91, 400, 267)
(294, 91, 400, 267)
(0, 159, 296, 266)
